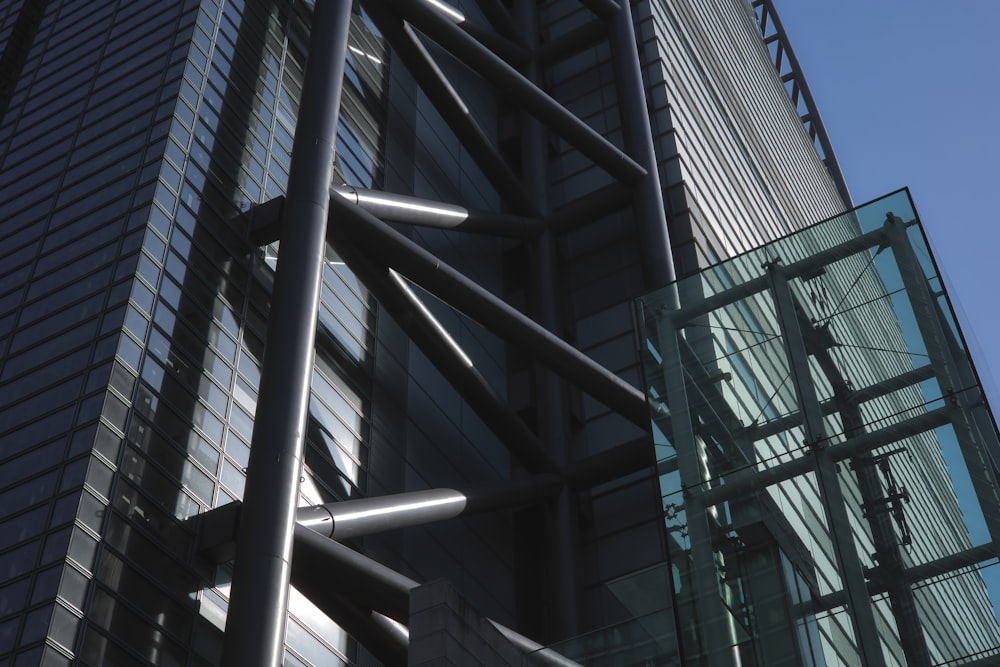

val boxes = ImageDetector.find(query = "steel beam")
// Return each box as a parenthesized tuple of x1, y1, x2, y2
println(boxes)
(389, 0, 647, 185)
(750, 364, 936, 441)
(673, 225, 889, 324)
(221, 2, 351, 665)
(472, 0, 524, 44)
(293, 523, 416, 623)
(565, 440, 655, 489)
(290, 569, 410, 667)
(409, 0, 530, 65)
(327, 193, 650, 425)
(702, 407, 951, 507)
(814, 541, 1000, 611)
(364, 3, 539, 215)
(579, 0, 620, 21)
(291, 523, 571, 662)
(252, 190, 542, 243)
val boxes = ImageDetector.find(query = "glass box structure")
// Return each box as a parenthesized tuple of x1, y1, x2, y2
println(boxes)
(636, 190, 1000, 666)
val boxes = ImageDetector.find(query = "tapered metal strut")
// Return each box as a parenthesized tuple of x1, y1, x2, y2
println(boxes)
(296, 474, 561, 539)
(251, 188, 543, 241)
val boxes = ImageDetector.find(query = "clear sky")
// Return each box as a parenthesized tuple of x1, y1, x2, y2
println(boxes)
(773, 0, 1000, 619)
(772, 0, 1000, 404)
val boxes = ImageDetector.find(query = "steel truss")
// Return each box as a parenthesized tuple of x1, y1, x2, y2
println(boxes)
(752, 0, 851, 205)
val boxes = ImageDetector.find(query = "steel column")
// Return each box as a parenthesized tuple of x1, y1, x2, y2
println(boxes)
(885, 213, 1000, 541)
(609, 0, 675, 287)
(806, 326, 930, 666)
(220, 2, 352, 665)
(514, 0, 580, 638)
(656, 306, 738, 667)
(767, 262, 887, 667)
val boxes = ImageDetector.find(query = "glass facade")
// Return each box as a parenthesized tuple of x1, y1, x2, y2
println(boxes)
(637, 190, 1000, 665)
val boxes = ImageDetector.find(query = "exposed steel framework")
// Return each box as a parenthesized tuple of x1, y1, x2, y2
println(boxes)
(211, 1, 866, 665)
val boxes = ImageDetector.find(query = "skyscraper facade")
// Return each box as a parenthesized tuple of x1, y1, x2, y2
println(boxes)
(0, 1, 997, 666)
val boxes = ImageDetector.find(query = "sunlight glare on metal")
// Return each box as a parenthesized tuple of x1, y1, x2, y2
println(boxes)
(389, 269, 475, 368)
(355, 190, 468, 224)
(335, 493, 467, 523)
(424, 0, 465, 23)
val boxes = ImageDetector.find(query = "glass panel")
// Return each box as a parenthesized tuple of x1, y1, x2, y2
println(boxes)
(635, 190, 1000, 665)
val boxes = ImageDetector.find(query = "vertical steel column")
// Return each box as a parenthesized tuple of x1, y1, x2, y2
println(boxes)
(767, 263, 887, 667)
(514, 0, 579, 637)
(811, 340, 931, 665)
(657, 309, 736, 667)
(884, 214, 1000, 541)
(221, 2, 352, 665)
(608, 0, 675, 287)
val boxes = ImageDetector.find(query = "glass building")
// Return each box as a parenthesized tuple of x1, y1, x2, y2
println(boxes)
(0, 1, 997, 666)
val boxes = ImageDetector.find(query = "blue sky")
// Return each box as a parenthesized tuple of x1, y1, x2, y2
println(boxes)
(773, 0, 1000, 404)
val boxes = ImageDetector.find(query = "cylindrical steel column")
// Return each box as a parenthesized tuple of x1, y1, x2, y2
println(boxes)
(513, 0, 580, 638)
(609, 0, 675, 287)
(221, 2, 352, 665)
